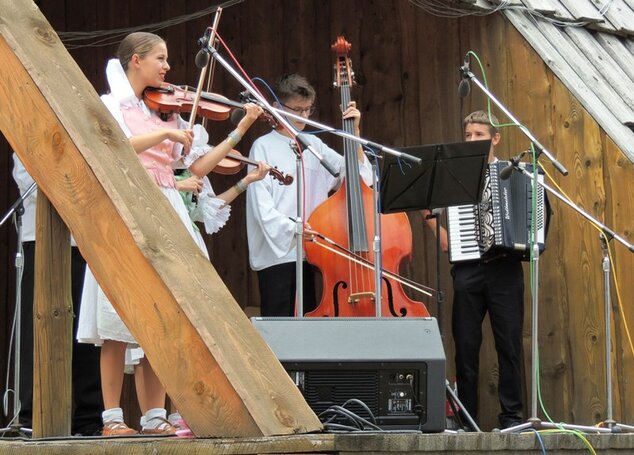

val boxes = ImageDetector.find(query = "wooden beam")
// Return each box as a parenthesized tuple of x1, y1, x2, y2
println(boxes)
(32, 193, 72, 437)
(0, 1, 321, 437)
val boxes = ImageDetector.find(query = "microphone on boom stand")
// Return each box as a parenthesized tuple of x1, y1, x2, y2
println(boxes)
(458, 53, 471, 98)
(500, 150, 530, 180)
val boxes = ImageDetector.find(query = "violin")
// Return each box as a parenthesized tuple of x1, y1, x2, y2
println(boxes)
(143, 83, 231, 121)
(143, 83, 277, 126)
(143, 83, 292, 186)
(212, 149, 293, 185)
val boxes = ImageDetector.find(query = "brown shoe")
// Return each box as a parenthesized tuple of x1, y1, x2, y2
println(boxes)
(102, 420, 138, 437)
(141, 417, 177, 435)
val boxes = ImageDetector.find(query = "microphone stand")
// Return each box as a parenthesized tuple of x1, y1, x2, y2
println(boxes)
(0, 182, 36, 437)
(425, 209, 445, 336)
(289, 142, 306, 317)
(203, 44, 422, 165)
(461, 67, 634, 433)
(203, 42, 425, 316)
(459, 66, 569, 178)
(370, 159, 383, 316)
(499, 163, 633, 434)
(599, 237, 634, 432)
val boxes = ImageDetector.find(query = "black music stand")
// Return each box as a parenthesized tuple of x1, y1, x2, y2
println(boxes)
(379, 139, 490, 432)
(379, 139, 490, 213)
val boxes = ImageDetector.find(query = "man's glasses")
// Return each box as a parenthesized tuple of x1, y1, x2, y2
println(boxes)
(281, 103, 316, 116)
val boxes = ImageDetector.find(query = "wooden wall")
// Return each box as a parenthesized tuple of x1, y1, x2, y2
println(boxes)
(1, 0, 632, 431)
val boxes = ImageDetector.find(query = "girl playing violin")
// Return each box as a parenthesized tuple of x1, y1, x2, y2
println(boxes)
(77, 31, 269, 436)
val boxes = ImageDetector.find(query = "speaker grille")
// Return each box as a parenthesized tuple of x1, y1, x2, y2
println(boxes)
(302, 370, 380, 415)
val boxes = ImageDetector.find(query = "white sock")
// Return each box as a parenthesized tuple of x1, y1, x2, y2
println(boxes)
(168, 412, 182, 426)
(102, 407, 124, 424)
(139, 415, 146, 428)
(142, 408, 168, 430)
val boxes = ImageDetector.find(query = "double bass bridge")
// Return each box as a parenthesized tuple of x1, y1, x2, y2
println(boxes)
(348, 291, 375, 304)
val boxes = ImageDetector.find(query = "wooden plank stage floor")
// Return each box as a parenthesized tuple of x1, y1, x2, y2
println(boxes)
(1, 431, 634, 454)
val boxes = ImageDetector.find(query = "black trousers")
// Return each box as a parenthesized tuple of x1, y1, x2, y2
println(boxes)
(18, 242, 103, 434)
(451, 258, 524, 426)
(257, 262, 317, 317)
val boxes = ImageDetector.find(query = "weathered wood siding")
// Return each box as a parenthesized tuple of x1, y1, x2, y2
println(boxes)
(1, 0, 632, 431)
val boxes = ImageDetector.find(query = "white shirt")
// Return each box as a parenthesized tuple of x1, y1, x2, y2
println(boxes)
(246, 129, 373, 270)
(11, 154, 79, 246)
(11, 154, 37, 242)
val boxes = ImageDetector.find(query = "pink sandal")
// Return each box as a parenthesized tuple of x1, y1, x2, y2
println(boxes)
(175, 419, 194, 438)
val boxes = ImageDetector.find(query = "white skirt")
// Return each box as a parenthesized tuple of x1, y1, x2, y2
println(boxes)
(77, 187, 209, 347)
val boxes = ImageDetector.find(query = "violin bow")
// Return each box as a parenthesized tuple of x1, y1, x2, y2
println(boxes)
(200, 8, 223, 130)
(305, 232, 436, 298)
(187, 7, 223, 130)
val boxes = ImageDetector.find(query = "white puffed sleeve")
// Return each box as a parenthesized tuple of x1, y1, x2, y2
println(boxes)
(179, 121, 210, 167)
(191, 176, 231, 234)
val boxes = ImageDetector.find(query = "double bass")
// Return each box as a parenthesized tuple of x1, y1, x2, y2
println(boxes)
(304, 37, 430, 318)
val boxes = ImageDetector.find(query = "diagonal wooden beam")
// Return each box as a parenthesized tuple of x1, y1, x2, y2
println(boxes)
(0, 1, 321, 437)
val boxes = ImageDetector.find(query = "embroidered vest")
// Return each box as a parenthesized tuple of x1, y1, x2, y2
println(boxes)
(121, 104, 179, 188)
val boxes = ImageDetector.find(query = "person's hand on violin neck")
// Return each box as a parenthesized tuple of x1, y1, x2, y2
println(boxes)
(243, 161, 272, 185)
(234, 102, 264, 135)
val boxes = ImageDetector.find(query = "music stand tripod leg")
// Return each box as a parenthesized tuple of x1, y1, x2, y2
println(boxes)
(598, 235, 634, 433)
(502, 168, 612, 435)
(0, 188, 35, 436)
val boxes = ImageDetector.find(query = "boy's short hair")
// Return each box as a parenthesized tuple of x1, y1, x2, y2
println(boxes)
(463, 110, 499, 135)
(275, 74, 316, 103)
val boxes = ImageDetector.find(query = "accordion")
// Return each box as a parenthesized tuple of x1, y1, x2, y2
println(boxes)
(446, 160, 547, 263)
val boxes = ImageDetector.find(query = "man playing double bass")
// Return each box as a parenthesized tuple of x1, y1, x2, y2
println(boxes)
(246, 73, 372, 317)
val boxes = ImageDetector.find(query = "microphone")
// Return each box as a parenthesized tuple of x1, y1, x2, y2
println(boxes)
(230, 91, 258, 125)
(230, 108, 246, 125)
(500, 150, 528, 180)
(458, 53, 471, 97)
(499, 163, 515, 180)
(295, 134, 340, 178)
(458, 79, 471, 98)
(238, 90, 256, 103)
(195, 28, 212, 68)
(195, 49, 210, 69)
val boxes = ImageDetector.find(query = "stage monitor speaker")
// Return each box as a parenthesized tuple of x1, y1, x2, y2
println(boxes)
(251, 317, 446, 432)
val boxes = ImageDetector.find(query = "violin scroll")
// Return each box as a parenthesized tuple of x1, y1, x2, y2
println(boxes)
(270, 168, 293, 185)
